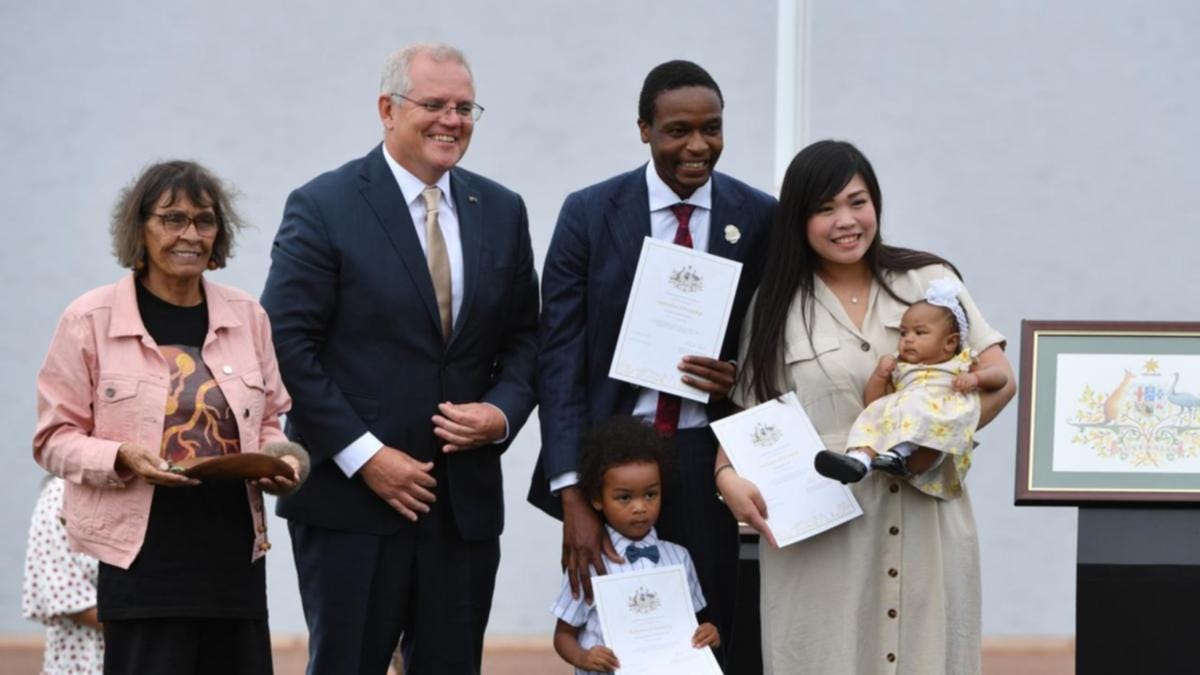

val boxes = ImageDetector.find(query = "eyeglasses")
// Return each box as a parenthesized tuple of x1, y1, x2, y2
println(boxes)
(390, 93, 485, 122)
(153, 211, 219, 235)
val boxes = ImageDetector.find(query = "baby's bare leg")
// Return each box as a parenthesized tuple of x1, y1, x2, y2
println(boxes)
(847, 446, 878, 460)
(905, 447, 942, 474)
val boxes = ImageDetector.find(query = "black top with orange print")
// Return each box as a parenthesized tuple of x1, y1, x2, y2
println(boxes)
(97, 281, 265, 621)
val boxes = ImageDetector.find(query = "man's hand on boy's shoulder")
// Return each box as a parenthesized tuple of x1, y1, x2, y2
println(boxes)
(561, 486, 624, 603)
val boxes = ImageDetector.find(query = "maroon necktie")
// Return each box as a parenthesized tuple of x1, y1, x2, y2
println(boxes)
(653, 203, 696, 437)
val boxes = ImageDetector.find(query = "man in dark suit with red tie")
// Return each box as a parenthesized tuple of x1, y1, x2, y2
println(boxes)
(528, 60, 776, 668)
(262, 43, 537, 674)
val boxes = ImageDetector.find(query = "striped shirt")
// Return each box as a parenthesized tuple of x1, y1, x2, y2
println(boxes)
(550, 525, 706, 675)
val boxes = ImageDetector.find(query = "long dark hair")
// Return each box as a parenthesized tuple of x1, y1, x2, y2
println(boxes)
(745, 140, 959, 402)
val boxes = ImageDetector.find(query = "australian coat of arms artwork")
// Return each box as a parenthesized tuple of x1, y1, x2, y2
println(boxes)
(667, 265, 703, 293)
(1060, 356, 1200, 469)
(751, 422, 783, 448)
(627, 586, 661, 615)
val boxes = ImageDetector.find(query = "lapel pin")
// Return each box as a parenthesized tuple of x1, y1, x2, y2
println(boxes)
(468, 195, 478, 203)
(724, 224, 741, 244)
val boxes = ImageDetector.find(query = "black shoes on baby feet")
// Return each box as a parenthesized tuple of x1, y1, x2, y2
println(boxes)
(815, 449, 910, 483)
(871, 452, 909, 477)
(814, 450, 867, 484)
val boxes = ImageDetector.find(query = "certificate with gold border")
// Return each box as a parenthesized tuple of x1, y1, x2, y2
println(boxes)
(609, 238, 742, 403)
(592, 565, 721, 675)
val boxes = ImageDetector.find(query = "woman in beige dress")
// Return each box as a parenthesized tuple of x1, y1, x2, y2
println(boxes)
(714, 140, 1016, 674)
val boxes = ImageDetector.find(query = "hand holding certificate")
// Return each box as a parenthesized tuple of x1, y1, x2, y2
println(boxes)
(711, 393, 862, 547)
(592, 565, 721, 675)
(609, 238, 742, 403)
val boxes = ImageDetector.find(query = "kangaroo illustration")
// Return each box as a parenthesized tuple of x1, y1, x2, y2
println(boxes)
(1102, 370, 1135, 424)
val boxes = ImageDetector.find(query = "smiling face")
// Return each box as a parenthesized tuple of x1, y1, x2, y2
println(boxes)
(141, 190, 216, 294)
(898, 302, 961, 364)
(805, 173, 878, 271)
(380, 53, 475, 184)
(592, 460, 662, 541)
(639, 86, 723, 199)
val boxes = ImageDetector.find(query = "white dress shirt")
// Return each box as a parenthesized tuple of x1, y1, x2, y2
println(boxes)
(333, 148, 477, 477)
(549, 164, 714, 493)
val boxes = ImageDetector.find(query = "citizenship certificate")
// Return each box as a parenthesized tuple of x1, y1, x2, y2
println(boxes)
(609, 237, 742, 403)
(711, 392, 862, 547)
(592, 564, 721, 675)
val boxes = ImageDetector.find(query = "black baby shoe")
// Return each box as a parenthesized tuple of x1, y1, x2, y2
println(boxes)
(814, 450, 868, 484)
(870, 452, 909, 477)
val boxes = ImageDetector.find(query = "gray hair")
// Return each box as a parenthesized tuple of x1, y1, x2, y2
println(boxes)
(379, 43, 473, 96)
(110, 160, 246, 270)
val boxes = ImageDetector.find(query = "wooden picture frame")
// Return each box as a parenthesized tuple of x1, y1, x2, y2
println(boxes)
(1016, 320, 1200, 505)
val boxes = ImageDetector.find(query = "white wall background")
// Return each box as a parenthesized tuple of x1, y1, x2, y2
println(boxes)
(795, 0, 1200, 636)
(1, 0, 775, 638)
(4, 0, 1197, 643)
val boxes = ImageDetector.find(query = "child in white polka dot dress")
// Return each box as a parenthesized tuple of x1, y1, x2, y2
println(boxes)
(23, 476, 104, 674)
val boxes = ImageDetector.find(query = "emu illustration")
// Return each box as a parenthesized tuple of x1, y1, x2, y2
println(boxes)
(1169, 373, 1200, 423)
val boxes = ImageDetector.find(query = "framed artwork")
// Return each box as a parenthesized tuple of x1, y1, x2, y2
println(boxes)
(1016, 320, 1200, 505)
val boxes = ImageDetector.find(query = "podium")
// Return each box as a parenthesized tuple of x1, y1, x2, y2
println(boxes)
(1076, 507, 1200, 674)
(729, 527, 763, 674)
(1015, 321, 1200, 673)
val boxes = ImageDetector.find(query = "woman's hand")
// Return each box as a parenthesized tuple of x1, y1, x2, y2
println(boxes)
(715, 467, 777, 548)
(952, 372, 980, 393)
(692, 622, 721, 648)
(976, 344, 1017, 428)
(116, 443, 198, 487)
(253, 454, 301, 495)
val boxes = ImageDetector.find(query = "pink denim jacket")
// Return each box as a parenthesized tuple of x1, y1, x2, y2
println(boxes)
(33, 274, 291, 569)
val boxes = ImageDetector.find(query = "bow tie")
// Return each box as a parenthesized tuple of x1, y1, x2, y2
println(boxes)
(626, 544, 659, 564)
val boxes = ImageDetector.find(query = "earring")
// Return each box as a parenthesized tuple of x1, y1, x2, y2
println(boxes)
(207, 258, 218, 270)
(134, 256, 145, 271)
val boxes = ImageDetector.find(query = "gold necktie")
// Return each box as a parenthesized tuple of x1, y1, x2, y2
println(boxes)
(421, 185, 453, 339)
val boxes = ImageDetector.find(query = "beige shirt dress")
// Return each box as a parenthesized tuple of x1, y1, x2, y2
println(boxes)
(733, 264, 1005, 675)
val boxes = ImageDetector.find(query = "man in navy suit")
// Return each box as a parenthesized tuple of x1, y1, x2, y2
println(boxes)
(262, 43, 537, 674)
(528, 60, 776, 667)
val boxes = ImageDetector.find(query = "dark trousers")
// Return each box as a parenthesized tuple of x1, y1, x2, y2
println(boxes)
(102, 617, 272, 675)
(655, 427, 740, 670)
(289, 482, 501, 675)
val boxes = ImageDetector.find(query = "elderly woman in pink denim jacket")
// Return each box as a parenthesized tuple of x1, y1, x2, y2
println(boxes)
(33, 161, 309, 675)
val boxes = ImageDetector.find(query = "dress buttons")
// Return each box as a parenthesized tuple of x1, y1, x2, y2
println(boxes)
(889, 483, 899, 493)
(860, 342, 870, 352)
(886, 653, 896, 662)
(889, 526, 900, 535)
(105, 387, 115, 398)
(887, 609, 898, 618)
(257, 524, 267, 534)
(888, 568, 898, 578)
(258, 541, 271, 551)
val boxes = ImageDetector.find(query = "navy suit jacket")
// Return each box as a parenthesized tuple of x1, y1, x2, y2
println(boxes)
(262, 145, 538, 541)
(527, 166, 776, 518)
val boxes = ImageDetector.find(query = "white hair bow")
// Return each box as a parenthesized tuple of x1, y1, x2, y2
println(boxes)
(924, 277, 969, 338)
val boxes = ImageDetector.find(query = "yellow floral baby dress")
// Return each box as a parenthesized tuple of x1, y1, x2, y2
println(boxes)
(846, 348, 980, 459)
